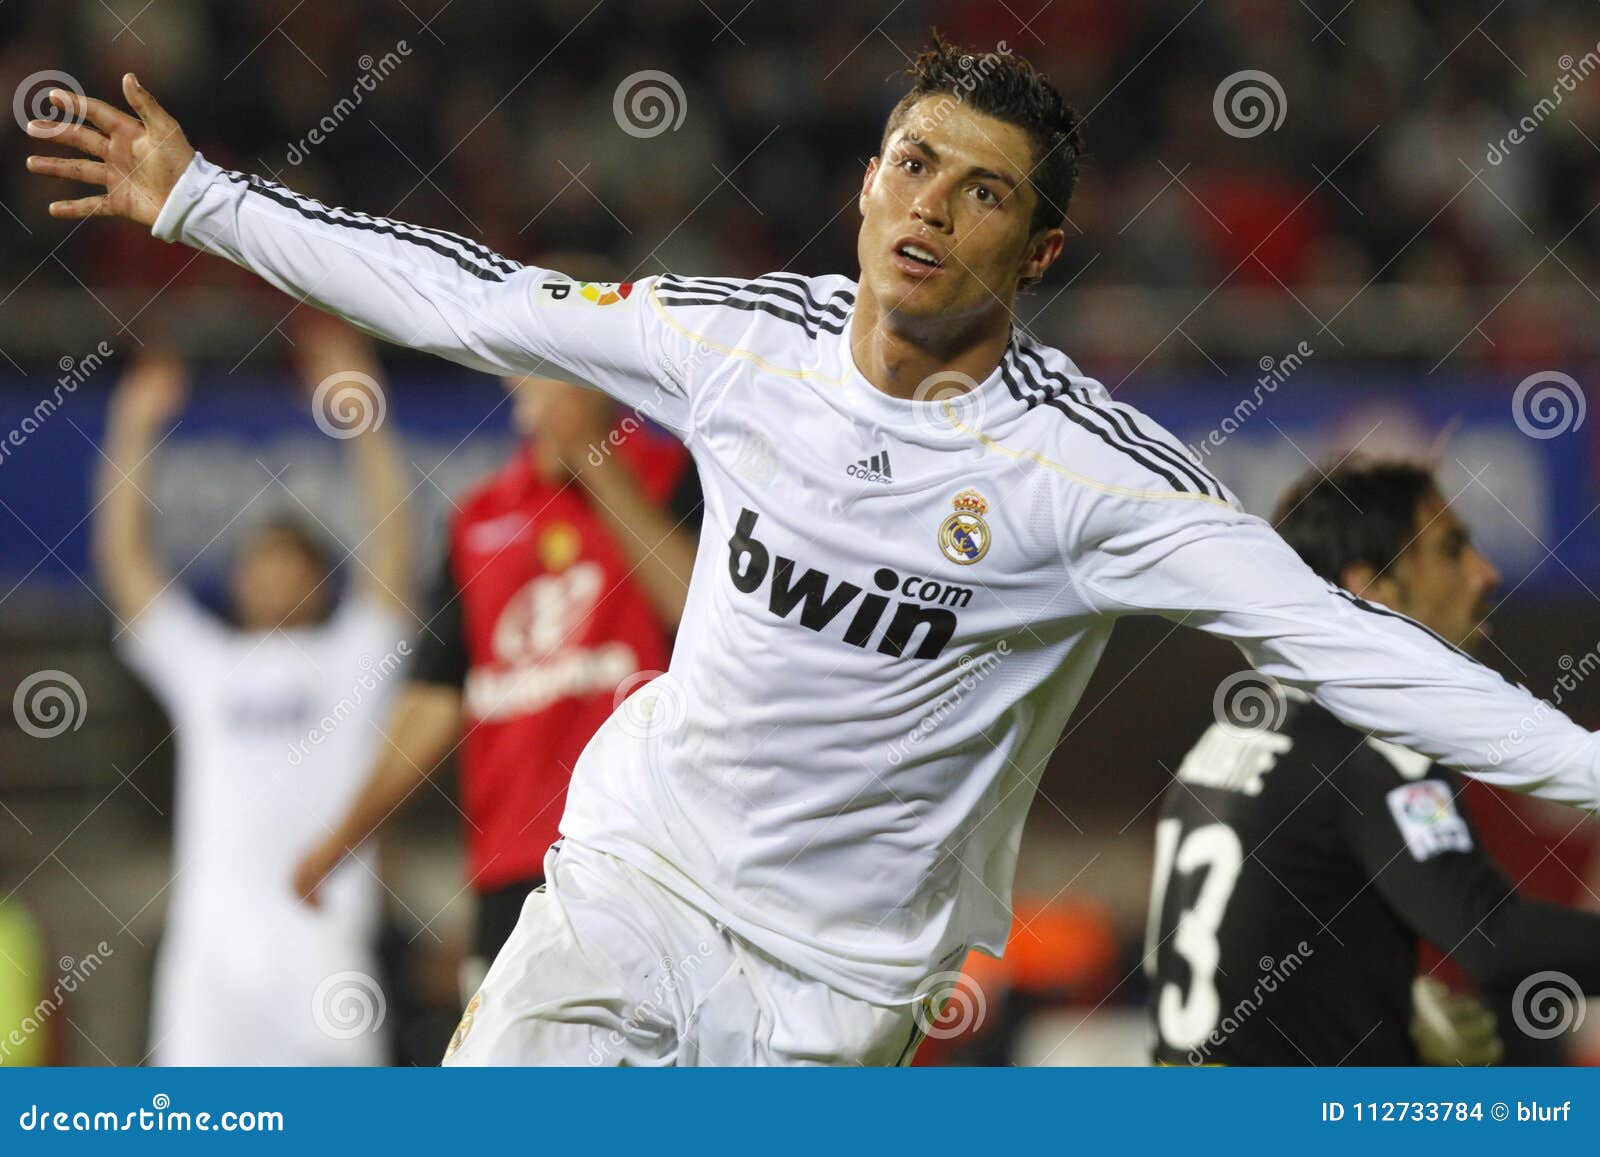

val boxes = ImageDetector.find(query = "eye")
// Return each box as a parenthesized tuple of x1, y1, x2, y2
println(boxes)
(899, 156, 923, 175)
(971, 185, 999, 206)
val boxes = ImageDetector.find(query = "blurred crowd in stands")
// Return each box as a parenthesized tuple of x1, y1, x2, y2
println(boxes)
(2, 0, 1599, 369)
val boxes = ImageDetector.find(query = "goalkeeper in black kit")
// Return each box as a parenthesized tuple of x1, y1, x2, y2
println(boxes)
(1148, 460, 1600, 1066)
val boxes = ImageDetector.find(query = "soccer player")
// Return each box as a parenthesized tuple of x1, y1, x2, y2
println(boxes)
(28, 40, 1600, 1066)
(1147, 460, 1600, 1066)
(98, 331, 412, 1065)
(291, 367, 700, 998)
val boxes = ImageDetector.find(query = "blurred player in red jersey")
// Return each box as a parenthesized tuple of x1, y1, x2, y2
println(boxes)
(293, 345, 700, 994)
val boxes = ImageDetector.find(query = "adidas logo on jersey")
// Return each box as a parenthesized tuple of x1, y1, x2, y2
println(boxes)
(726, 508, 969, 660)
(847, 449, 893, 484)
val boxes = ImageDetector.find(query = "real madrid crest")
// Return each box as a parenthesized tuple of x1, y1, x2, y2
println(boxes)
(938, 489, 991, 565)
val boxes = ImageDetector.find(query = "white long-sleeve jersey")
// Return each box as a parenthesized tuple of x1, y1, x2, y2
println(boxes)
(153, 154, 1600, 1003)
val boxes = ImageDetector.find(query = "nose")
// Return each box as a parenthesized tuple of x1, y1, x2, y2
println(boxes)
(1473, 549, 1501, 598)
(910, 186, 952, 233)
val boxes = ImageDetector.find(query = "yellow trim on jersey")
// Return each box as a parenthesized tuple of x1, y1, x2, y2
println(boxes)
(647, 280, 851, 386)
(942, 407, 1237, 509)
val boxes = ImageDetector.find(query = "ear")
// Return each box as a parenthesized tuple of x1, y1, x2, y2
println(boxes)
(859, 156, 880, 218)
(1019, 226, 1065, 286)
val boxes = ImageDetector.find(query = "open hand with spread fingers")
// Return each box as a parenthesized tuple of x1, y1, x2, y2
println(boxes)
(25, 73, 195, 227)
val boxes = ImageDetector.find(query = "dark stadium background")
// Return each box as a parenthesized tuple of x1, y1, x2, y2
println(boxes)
(0, 0, 1596, 1064)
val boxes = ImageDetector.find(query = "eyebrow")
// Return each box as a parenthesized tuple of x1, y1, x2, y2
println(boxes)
(901, 134, 1020, 190)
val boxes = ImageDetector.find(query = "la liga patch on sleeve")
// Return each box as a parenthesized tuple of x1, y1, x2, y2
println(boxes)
(1385, 780, 1473, 862)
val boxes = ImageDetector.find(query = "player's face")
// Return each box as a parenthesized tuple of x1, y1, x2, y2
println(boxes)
(1388, 496, 1500, 651)
(857, 100, 1063, 327)
(231, 530, 329, 631)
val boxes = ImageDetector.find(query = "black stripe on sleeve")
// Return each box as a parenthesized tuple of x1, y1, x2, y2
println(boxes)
(1331, 586, 1480, 664)
(655, 275, 852, 338)
(1012, 343, 1222, 499)
(236, 172, 523, 276)
(223, 171, 516, 283)
(999, 350, 1191, 493)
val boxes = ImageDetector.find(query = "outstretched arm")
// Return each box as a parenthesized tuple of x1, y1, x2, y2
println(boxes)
(26, 78, 695, 434)
(1072, 494, 1600, 812)
(296, 321, 412, 616)
(94, 351, 186, 624)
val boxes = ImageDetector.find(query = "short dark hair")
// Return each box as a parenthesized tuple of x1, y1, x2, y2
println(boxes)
(882, 32, 1083, 236)
(1272, 460, 1439, 584)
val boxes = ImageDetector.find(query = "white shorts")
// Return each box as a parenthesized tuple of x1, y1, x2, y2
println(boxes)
(441, 840, 929, 1066)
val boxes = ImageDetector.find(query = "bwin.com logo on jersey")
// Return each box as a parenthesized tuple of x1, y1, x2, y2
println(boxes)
(727, 508, 971, 659)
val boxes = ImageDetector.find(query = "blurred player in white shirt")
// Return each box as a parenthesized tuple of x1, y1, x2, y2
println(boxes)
(95, 326, 412, 1065)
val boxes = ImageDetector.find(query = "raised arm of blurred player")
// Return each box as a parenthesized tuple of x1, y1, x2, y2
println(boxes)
(93, 351, 186, 624)
(510, 376, 697, 630)
(295, 321, 413, 616)
(1069, 492, 1600, 812)
(26, 80, 697, 435)
(574, 454, 696, 629)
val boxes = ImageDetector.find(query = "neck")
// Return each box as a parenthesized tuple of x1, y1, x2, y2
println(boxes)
(849, 290, 1013, 399)
(528, 442, 564, 486)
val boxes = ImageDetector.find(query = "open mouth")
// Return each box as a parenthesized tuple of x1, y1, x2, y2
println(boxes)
(894, 241, 943, 270)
